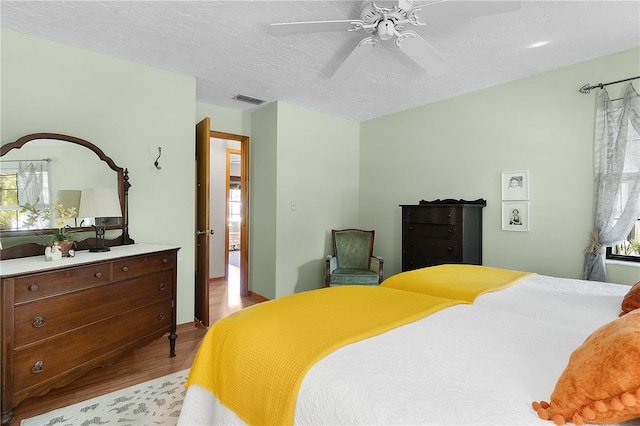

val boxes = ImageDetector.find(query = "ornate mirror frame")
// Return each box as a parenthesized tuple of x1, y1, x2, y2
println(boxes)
(0, 133, 133, 260)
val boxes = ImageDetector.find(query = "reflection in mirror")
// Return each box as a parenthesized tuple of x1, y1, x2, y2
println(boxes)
(1, 139, 118, 231)
(0, 133, 133, 259)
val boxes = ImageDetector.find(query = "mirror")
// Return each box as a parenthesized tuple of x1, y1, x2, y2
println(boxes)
(0, 133, 133, 259)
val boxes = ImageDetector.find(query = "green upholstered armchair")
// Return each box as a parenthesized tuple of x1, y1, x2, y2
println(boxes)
(325, 229, 384, 287)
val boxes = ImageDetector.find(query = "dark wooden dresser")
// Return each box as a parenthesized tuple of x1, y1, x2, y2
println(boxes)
(401, 199, 486, 271)
(0, 244, 179, 424)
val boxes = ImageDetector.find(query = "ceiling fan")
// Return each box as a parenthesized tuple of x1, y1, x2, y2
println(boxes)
(271, 0, 521, 80)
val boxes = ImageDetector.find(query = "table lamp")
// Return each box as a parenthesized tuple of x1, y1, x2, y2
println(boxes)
(78, 188, 122, 252)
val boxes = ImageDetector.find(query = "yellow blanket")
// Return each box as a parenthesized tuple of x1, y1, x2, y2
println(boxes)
(185, 285, 461, 425)
(381, 264, 531, 302)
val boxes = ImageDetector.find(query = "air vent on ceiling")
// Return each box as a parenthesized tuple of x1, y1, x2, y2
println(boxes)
(233, 94, 265, 105)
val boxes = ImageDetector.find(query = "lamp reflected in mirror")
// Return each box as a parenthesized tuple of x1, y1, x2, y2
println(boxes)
(78, 188, 122, 252)
(56, 189, 81, 227)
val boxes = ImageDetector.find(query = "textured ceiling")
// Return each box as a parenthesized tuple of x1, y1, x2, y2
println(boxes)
(2, 1, 639, 122)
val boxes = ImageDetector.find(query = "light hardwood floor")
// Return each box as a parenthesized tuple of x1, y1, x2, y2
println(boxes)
(10, 264, 259, 424)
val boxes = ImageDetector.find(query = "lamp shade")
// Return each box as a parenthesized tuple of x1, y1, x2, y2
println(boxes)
(78, 188, 122, 218)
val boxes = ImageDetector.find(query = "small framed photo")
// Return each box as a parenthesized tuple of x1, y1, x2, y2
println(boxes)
(502, 201, 529, 232)
(502, 170, 529, 200)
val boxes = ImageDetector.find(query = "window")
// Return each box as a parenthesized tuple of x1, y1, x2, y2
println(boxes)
(0, 160, 52, 231)
(228, 184, 241, 251)
(0, 164, 20, 230)
(607, 219, 640, 262)
(606, 98, 640, 262)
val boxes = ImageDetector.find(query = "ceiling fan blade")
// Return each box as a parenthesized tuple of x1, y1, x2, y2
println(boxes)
(397, 32, 448, 76)
(412, 1, 521, 28)
(332, 37, 377, 80)
(270, 19, 363, 36)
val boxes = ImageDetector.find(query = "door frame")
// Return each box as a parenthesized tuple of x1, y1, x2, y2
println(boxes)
(212, 131, 249, 297)
(195, 124, 251, 326)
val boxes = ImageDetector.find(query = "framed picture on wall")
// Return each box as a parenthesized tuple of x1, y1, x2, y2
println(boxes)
(502, 201, 529, 231)
(502, 170, 529, 200)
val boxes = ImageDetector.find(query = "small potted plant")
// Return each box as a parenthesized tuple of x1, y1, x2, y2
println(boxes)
(50, 201, 78, 256)
(21, 199, 78, 256)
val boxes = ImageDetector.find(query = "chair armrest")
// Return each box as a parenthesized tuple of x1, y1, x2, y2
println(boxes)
(370, 255, 384, 283)
(325, 255, 337, 287)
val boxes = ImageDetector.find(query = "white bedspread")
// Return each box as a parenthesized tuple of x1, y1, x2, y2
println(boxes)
(178, 273, 639, 425)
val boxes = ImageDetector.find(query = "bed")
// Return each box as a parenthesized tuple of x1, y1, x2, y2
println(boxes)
(177, 265, 640, 426)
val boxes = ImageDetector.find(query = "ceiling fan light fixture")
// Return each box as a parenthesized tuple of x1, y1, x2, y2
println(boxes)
(377, 19, 396, 40)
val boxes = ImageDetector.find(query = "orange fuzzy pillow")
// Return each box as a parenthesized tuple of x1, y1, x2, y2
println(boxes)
(532, 309, 640, 425)
(621, 281, 640, 315)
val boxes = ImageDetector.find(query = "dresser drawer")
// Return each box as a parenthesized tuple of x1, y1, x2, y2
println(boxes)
(402, 207, 460, 225)
(403, 222, 462, 240)
(403, 237, 462, 260)
(13, 298, 173, 395)
(13, 270, 173, 348)
(113, 252, 176, 281)
(402, 253, 463, 271)
(13, 263, 112, 304)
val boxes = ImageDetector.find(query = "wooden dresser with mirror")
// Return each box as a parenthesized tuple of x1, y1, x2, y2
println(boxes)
(0, 134, 179, 425)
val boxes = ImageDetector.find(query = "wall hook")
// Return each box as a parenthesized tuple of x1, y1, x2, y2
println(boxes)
(154, 147, 162, 170)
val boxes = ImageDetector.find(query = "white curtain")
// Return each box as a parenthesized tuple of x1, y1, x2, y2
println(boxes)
(583, 83, 640, 281)
(17, 160, 52, 228)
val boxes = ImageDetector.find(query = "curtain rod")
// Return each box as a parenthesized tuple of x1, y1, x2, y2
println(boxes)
(578, 76, 640, 94)
(0, 158, 52, 162)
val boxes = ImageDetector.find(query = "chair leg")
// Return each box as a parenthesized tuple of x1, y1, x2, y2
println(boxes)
(325, 258, 331, 287)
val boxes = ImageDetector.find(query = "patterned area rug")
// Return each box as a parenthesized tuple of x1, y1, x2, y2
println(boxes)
(21, 369, 189, 426)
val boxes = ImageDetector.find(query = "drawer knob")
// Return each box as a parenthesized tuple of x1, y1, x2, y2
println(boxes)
(162, 258, 169, 264)
(409, 242, 414, 247)
(409, 226, 414, 231)
(29, 284, 39, 292)
(447, 214, 452, 218)
(448, 229, 453, 233)
(95, 272, 102, 278)
(447, 246, 453, 252)
(32, 316, 46, 328)
(121, 266, 129, 272)
(158, 312, 166, 321)
(158, 282, 166, 291)
(31, 361, 44, 374)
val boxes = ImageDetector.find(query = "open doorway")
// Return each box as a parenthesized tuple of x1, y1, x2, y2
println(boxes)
(195, 119, 250, 327)
(225, 148, 241, 294)
(209, 135, 249, 314)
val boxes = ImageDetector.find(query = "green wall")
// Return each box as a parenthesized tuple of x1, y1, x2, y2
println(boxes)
(247, 102, 360, 298)
(1, 29, 198, 323)
(360, 47, 640, 284)
(196, 102, 251, 136)
(273, 102, 360, 297)
(248, 103, 279, 299)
